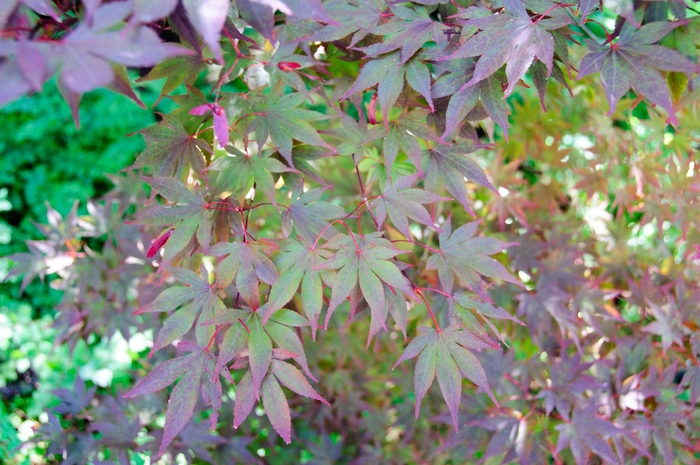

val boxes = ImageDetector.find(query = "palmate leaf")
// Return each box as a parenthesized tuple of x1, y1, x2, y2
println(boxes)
(281, 187, 346, 243)
(384, 110, 436, 175)
(340, 52, 434, 130)
(123, 342, 219, 456)
(304, 0, 384, 45)
(211, 146, 295, 206)
(370, 175, 446, 239)
(130, 177, 212, 261)
(578, 21, 700, 119)
(318, 232, 416, 343)
(135, 266, 224, 355)
(136, 53, 205, 104)
(248, 91, 334, 166)
(204, 307, 323, 435)
(432, 62, 510, 140)
(422, 142, 495, 214)
(129, 114, 212, 179)
(362, 4, 444, 65)
(393, 324, 498, 430)
(442, 0, 557, 96)
(452, 291, 525, 346)
(264, 238, 333, 337)
(54, 3, 188, 95)
(333, 112, 385, 158)
(427, 218, 519, 299)
(203, 305, 315, 393)
(238, 360, 328, 444)
(554, 406, 628, 465)
(209, 239, 279, 308)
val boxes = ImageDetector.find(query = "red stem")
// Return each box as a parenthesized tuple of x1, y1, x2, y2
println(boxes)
(205, 325, 223, 351)
(415, 287, 453, 299)
(311, 220, 361, 252)
(416, 290, 441, 332)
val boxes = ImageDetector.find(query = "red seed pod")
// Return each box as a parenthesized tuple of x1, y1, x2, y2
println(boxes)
(146, 229, 174, 258)
(278, 61, 301, 72)
(189, 103, 229, 146)
(367, 93, 378, 125)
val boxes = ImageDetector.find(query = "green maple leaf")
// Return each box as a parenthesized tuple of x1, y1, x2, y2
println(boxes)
(427, 218, 519, 299)
(423, 142, 495, 214)
(124, 342, 219, 456)
(135, 266, 224, 355)
(203, 306, 319, 412)
(211, 146, 295, 206)
(393, 324, 498, 430)
(318, 232, 416, 343)
(281, 187, 346, 243)
(263, 238, 333, 338)
(431, 60, 510, 139)
(130, 177, 212, 261)
(578, 21, 700, 120)
(128, 113, 211, 178)
(248, 91, 333, 166)
(209, 239, 279, 308)
(384, 110, 436, 175)
(333, 112, 384, 158)
(136, 53, 205, 104)
(341, 51, 434, 129)
(452, 291, 524, 347)
(370, 175, 446, 239)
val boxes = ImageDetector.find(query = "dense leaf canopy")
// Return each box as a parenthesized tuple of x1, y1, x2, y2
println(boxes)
(2, 0, 700, 464)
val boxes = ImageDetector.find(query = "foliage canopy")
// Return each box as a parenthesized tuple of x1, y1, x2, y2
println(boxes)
(2, 0, 700, 463)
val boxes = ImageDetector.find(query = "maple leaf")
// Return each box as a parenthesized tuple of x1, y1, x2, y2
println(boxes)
(248, 91, 334, 166)
(578, 21, 700, 120)
(281, 187, 346, 243)
(318, 232, 416, 342)
(641, 299, 683, 354)
(452, 291, 524, 347)
(263, 238, 332, 337)
(304, 0, 385, 46)
(431, 57, 512, 139)
(427, 218, 519, 299)
(442, 0, 556, 96)
(123, 342, 219, 456)
(182, 0, 229, 63)
(128, 114, 212, 179)
(205, 306, 323, 423)
(129, 177, 212, 262)
(136, 53, 205, 105)
(554, 406, 626, 465)
(679, 365, 700, 405)
(237, 359, 328, 444)
(340, 52, 434, 130)
(211, 146, 295, 207)
(369, 175, 446, 239)
(393, 324, 498, 430)
(135, 266, 225, 355)
(208, 239, 279, 308)
(57, 4, 188, 94)
(423, 142, 495, 215)
(332, 112, 385, 158)
(361, 4, 444, 65)
(384, 110, 436, 175)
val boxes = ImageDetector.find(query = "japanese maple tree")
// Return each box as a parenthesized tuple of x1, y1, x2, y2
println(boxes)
(3, 0, 700, 464)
